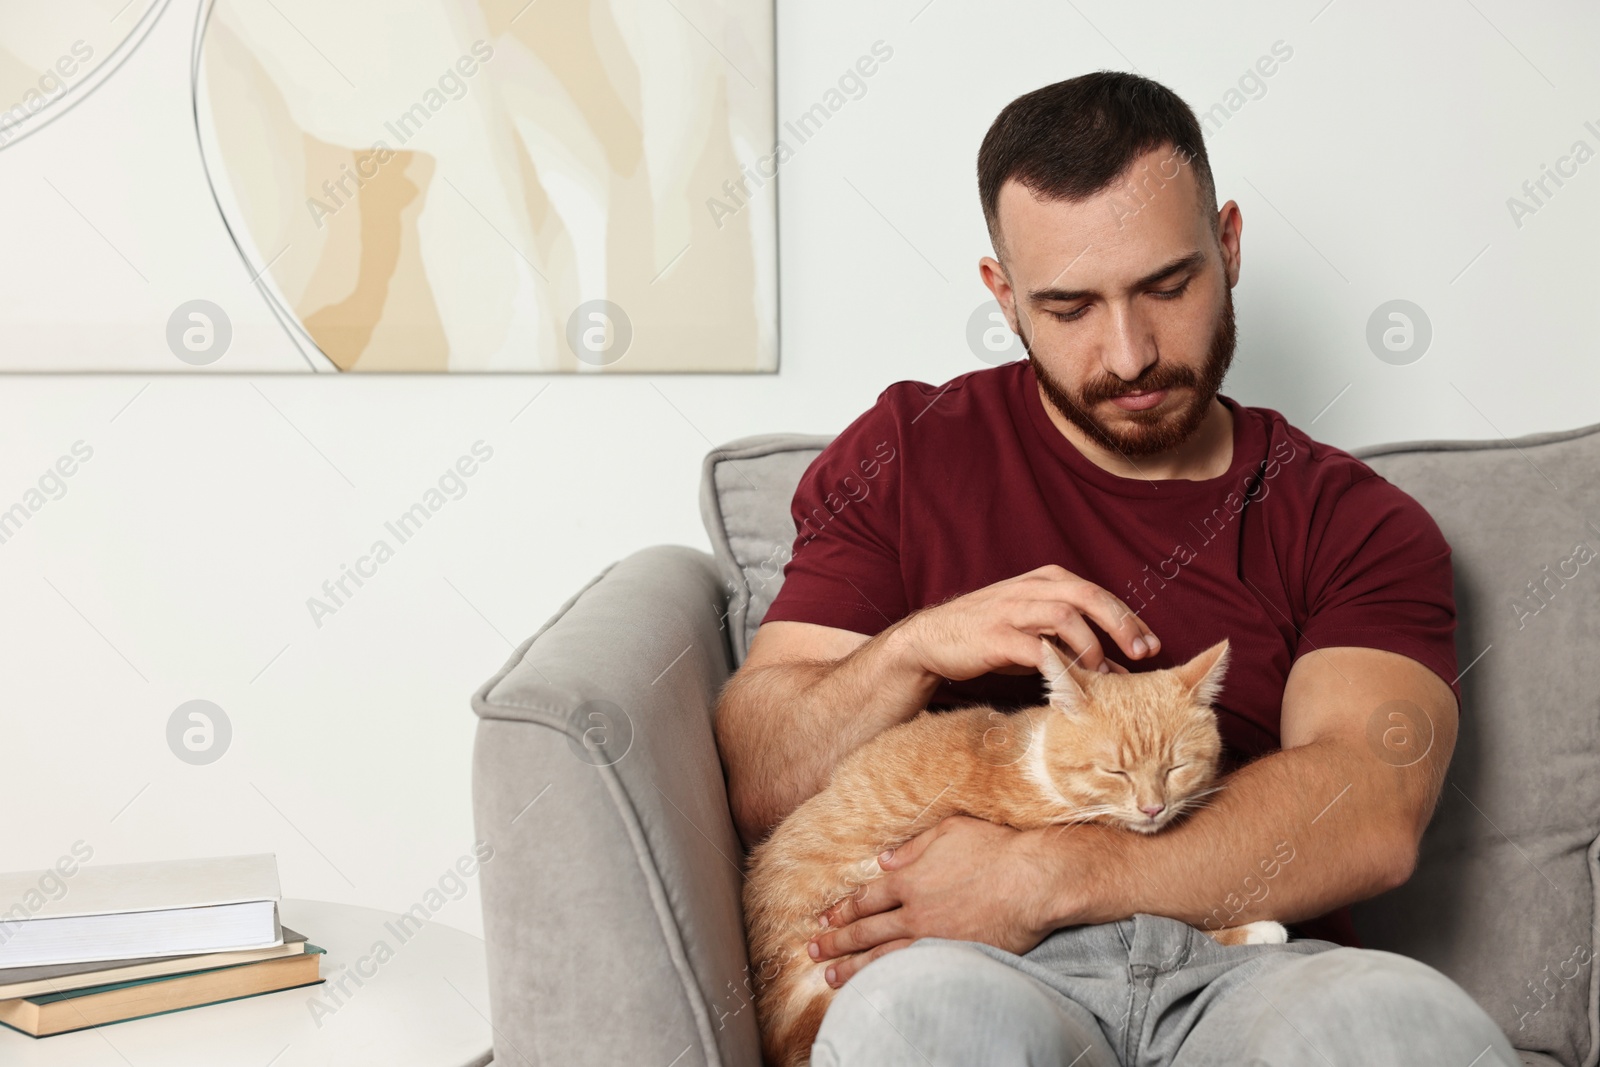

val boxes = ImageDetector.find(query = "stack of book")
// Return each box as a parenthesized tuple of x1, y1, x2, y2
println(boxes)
(0, 854, 323, 1037)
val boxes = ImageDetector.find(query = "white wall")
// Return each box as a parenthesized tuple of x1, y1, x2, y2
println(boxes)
(2, 0, 1597, 936)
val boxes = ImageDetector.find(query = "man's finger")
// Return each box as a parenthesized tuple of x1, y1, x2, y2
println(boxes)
(1018, 563, 1076, 585)
(1030, 604, 1153, 673)
(827, 939, 916, 988)
(1079, 585, 1159, 660)
(810, 909, 908, 961)
(1036, 607, 1110, 673)
(879, 823, 941, 871)
(882, 811, 959, 869)
(821, 874, 898, 930)
(1026, 574, 1158, 662)
(1011, 567, 1159, 652)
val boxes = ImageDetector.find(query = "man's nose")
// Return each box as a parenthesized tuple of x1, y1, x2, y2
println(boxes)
(1102, 309, 1158, 381)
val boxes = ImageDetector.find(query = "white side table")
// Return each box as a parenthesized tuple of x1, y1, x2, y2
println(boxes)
(0, 898, 494, 1067)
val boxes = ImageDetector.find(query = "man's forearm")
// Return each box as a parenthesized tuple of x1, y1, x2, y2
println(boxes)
(717, 622, 940, 844)
(1043, 737, 1417, 932)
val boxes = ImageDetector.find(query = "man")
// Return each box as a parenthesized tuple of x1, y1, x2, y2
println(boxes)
(714, 72, 1517, 1065)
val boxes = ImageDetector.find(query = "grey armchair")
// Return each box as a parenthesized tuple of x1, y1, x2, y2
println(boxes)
(472, 422, 1600, 1067)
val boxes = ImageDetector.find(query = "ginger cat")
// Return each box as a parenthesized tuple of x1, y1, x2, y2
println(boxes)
(741, 636, 1287, 1067)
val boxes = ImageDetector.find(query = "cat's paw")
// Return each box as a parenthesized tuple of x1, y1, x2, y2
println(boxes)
(1234, 920, 1289, 945)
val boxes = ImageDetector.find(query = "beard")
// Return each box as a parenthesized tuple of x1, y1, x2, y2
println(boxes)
(1025, 285, 1236, 459)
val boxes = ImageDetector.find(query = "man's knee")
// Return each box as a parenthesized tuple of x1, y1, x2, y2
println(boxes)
(813, 942, 995, 1058)
(840, 941, 994, 1012)
(1311, 950, 1493, 1021)
(813, 941, 1113, 1066)
(1258, 948, 1516, 1065)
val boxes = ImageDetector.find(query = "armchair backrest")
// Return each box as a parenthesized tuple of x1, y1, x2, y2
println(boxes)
(701, 434, 830, 666)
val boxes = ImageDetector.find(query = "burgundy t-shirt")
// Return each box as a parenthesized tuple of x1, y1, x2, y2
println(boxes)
(762, 360, 1459, 948)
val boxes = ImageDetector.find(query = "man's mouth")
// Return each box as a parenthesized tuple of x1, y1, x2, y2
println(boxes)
(1108, 387, 1170, 412)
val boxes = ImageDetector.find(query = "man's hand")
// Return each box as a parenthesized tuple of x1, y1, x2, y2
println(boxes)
(805, 815, 1097, 988)
(893, 563, 1159, 681)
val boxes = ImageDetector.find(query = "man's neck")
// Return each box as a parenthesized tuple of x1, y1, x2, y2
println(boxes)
(1037, 387, 1235, 482)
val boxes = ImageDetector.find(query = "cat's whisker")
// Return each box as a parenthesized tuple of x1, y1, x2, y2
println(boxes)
(1058, 805, 1121, 825)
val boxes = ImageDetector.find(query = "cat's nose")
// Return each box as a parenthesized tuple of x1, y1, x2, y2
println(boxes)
(1141, 804, 1166, 818)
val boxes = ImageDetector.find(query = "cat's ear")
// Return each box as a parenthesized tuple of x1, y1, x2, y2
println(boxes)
(1038, 636, 1090, 715)
(1173, 639, 1230, 708)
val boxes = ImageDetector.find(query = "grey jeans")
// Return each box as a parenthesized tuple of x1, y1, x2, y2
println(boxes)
(811, 912, 1520, 1066)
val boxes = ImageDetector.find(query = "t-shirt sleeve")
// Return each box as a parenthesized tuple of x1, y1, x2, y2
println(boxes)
(760, 391, 909, 637)
(1296, 470, 1461, 705)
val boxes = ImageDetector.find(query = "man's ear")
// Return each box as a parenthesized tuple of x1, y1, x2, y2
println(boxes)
(1173, 639, 1231, 707)
(977, 255, 1022, 334)
(1038, 637, 1091, 715)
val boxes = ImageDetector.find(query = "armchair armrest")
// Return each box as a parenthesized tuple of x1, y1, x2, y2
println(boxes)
(471, 545, 760, 1067)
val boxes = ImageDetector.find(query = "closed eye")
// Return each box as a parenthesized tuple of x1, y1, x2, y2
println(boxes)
(1165, 764, 1188, 777)
(1101, 768, 1130, 778)
(1047, 279, 1190, 323)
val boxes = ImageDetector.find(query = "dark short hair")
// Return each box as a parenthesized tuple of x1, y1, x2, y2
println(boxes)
(977, 71, 1217, 254)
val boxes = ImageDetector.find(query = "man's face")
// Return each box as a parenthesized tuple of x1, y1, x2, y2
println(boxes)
(981, 145, 1242, 459)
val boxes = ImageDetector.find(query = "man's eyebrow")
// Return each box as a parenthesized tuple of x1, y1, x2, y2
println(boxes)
(1027, 251, 1206, 303)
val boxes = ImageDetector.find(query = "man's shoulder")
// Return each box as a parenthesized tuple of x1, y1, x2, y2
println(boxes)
(796, 363, 1021, 499)
(801, 364, 1018, 490)
(1240, 398, 1380, 489)
(854, 361, 1026, 427)
(1235, 398, 1439, 530)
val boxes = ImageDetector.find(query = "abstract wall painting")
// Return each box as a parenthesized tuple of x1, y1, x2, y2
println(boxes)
(1, 0, 778, 372)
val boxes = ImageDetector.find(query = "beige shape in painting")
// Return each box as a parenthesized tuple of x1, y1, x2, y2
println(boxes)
(301, 148, 449, 371)
(196, 0, 776, 371)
